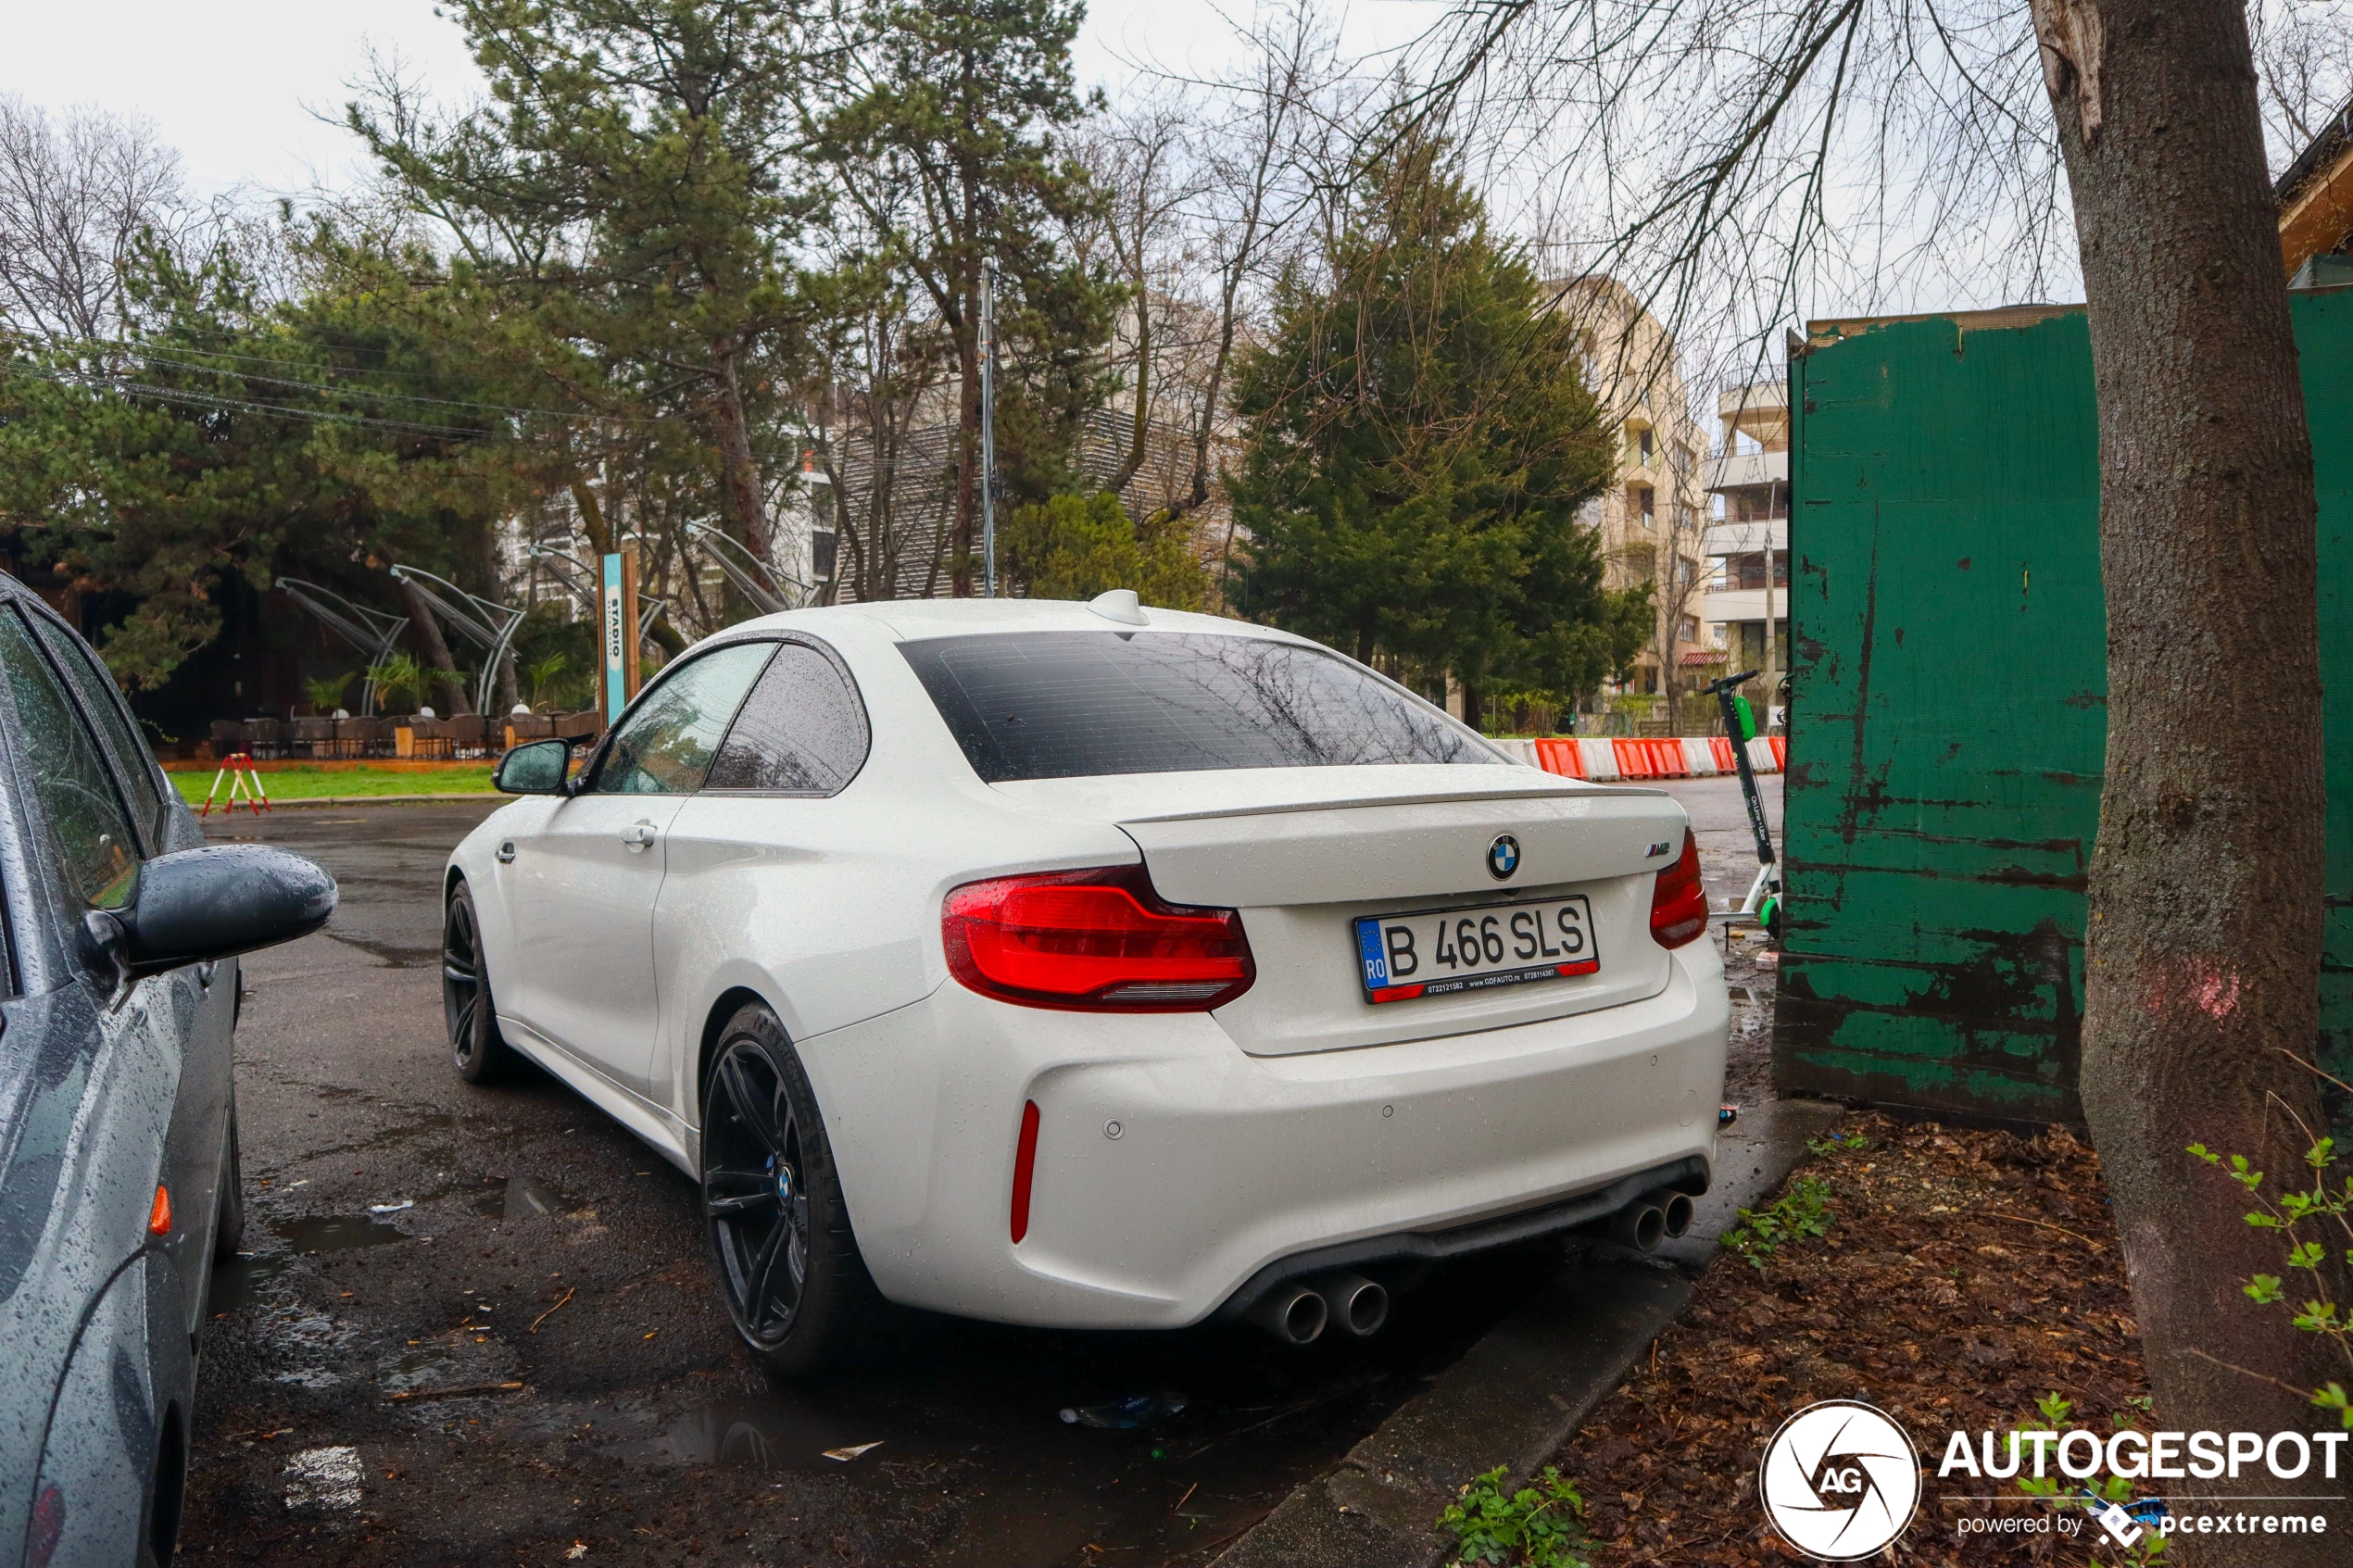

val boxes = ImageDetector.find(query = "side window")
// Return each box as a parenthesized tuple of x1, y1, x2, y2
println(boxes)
(27, 614, 167, 851)
(0, 610, 142, 909)
(590, 643, 774, 796)
(706, 641, 871, 795)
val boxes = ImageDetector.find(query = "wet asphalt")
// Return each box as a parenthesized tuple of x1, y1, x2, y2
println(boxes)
(181, 777, 1780, 1567)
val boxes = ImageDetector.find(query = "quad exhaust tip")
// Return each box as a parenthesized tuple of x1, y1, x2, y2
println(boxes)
(1607, 1199, 1667, 1252)
(1245, 1272, 1393, 1344)
(1604, 1188, 1698, 1252)
(1309, 1271, 1390, 1338)
(1249, 1281, 1329, 1345)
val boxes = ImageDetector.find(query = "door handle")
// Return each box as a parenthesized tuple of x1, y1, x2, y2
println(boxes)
(623, 821, 658, 851)
(496, 841, 516, 864)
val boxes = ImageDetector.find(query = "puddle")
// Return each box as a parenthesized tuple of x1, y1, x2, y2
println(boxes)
(633, 1396, 900, 1473)
(282, 1214, 411, 1253)
(322, 930, 439, 970)
(381, 1346, 462, 1394)
(473, 1174, 584, 1221)
(209, 1211, 411, 1314)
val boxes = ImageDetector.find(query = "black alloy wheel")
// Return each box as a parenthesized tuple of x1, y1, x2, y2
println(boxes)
(443, 883, 513, 1083)
(700, 1005, 878, 1378)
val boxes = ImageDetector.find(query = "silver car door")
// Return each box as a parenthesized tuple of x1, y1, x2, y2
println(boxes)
(506, 641, 774, 1098)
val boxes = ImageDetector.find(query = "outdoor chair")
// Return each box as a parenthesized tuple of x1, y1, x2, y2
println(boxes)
(286, 716, 334, 759)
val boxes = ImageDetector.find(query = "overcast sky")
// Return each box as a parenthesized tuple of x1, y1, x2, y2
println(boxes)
(0, 0, 1438, 195)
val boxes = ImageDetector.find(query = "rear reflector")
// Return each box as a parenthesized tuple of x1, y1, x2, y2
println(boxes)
(1010, 1100, 1041, 1244)
(944, 865, 1255, 1011)
(1649, 829, 1709, 948)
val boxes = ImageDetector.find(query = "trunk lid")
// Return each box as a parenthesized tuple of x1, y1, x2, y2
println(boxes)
(990, 766, 1691, 1056)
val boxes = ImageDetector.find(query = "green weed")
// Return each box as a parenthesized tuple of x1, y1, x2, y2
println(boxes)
(1806, 1131, 1873, 1156)
(1719, 1176, 1832, 1268)
(1437, 1466, 1591, 1568)
(2009, 1392, 2169, 1564)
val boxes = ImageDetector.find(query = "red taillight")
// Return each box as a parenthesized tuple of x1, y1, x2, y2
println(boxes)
(1010, 1099, 1041, 1244)
(1649, 829, 1709, 948)
(943, 865, 1255, 1010)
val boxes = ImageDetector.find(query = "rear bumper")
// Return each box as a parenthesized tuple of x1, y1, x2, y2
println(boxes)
(799, 938, 1730, 1330)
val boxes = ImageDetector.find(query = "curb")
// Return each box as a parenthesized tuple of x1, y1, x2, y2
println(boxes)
(1211, 1097, 1843, 1568)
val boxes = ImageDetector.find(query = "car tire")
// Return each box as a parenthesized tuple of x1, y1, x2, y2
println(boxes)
(700, 1004, 880, 1381)
(213, 1095, 245, 1262)
(444, 882, 515, 1085)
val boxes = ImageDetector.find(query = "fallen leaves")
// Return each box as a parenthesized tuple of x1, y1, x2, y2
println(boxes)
(1545, 1113, 2147, 1567)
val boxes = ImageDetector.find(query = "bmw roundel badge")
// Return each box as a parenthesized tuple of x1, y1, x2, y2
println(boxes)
(1487, 834, 1521, 880)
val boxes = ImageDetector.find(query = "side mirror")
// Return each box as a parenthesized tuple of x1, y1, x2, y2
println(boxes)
(82, 845, 337, 981)
(495, 738, 573, 795)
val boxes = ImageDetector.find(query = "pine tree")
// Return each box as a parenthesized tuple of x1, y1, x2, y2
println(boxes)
(1231, 137, 1644, 726)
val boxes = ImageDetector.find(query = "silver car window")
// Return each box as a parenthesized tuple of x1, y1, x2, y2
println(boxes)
(705, 642, 869, 795)
(0, 608, 144, 909)
(590, 643, 774, 795)
(26, 612, 168, 852)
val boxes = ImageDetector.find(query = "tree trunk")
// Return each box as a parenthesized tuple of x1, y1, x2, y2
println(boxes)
(394, 573, 474, 717)
(1461, 682, 1484, 734)
(1108, 275, 1151, 496)
(495, 649, 521, 715)
(569, 475, 615, 557)
(2042, 0, 2338, 1557)
(711, 341, 769, 561)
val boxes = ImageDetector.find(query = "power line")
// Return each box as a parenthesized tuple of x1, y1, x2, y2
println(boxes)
(30, 334, 673, 426)
(4, 362, 495, 439)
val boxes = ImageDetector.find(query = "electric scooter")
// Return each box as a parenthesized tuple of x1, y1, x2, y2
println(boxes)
(1705, 669, 1781, 943)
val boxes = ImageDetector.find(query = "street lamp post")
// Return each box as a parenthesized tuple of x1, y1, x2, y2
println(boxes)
(980, 260, 1000, 598)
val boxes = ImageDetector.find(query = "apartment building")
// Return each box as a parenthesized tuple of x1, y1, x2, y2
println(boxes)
(1701, 381, 1791, 685)
(1547, 276, 1712, 701)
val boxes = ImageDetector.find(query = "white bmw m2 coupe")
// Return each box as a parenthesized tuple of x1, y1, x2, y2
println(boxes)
(445, 594, 1730, 1375)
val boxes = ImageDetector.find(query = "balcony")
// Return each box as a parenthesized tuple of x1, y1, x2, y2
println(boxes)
(1703, 447, 1789, 494)
(1718, 383, 1787, 421)
(1704, 517, 1787, 557)
(1702, 587, 1790, 625)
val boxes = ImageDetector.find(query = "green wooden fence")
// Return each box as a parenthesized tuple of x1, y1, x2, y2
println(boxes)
(1775, 292, 2353, 1123)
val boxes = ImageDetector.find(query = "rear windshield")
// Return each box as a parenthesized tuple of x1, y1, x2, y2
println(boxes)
(898, 631, 1500, 783)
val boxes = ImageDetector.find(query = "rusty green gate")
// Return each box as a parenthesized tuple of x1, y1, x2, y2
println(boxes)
(1775, 293, 2353, 1122)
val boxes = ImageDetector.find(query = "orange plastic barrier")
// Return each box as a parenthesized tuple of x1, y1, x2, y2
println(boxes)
(1611, 738, 1649, 778)
(1533, 738, 1584, 778)
(1710, 736, 1738, 770)
(1769, 736, 1788, 769)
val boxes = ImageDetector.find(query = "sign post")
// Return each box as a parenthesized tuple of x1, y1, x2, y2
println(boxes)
(620, 543, 642, 704)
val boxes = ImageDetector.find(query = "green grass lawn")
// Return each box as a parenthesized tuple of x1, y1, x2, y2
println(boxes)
(170, 765, 499, 804)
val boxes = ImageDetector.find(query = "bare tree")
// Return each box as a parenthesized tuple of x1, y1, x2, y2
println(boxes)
(1160, 5, 1346, 529)
(1407, 1, 2347, 1551)
(0, 97, 193, 346)
(1077, 95, 1202, 497)
(1643, 493, 1711, 734)
(2252, 0, 2353, 168)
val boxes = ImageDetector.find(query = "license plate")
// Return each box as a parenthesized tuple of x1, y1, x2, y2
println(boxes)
(1353, 897, 1600, 1004)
